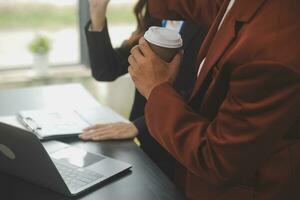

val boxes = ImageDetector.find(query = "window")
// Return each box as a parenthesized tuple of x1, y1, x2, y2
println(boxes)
(106, 0, 136, 47)
(0, 0, 86, 70)
(0, 0, 136, 71)
(0, 0, 137, 117)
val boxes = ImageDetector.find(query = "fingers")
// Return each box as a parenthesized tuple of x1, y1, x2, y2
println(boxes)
(138, 37, 156, 58)
(79, 123, 123, 141)
(83, 124, 98, 132)
(166, 51, 183, 83)
(90, 133, 115, 141)
(80, 123, 112, 140)
(80, 127, 113, 140)
(130, 45, 144, 61)
(80, 130, 114, 141)
(128, 55, 137, 67)
(128, 65, 138, 81)
(84, 125, 112, 133)
(170, 50, 183, 66)
(79, 122, 136, 141)
(128, 65, 133, 74)
(83, 123, 107, 131)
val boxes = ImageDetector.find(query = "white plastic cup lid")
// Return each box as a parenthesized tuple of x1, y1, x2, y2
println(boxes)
(144, 26, 183, 49)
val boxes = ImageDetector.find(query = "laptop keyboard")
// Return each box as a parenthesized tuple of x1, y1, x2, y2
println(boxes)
(53, 160, 103, 191)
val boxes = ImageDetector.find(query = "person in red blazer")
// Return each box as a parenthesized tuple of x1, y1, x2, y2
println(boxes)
(128, 0, 300, 199)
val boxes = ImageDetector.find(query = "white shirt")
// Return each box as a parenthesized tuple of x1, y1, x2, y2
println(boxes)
(197, 0, 236, 76)
(164, 20, 184, 33)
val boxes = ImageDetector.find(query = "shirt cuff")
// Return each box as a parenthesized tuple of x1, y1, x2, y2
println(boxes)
(132, 116, 148, 136)
(88, 20, 106, 32)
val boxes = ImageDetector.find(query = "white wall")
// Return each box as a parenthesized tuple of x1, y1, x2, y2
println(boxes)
(95, 74, 135, 118)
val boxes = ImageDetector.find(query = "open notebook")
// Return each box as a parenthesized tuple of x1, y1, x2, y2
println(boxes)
(0, 107, 128, 140)
(16, 109, 90, 140)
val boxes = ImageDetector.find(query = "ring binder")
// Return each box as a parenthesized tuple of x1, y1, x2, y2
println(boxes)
(22, 117, 42, 133)
(17, 109, 91, 140)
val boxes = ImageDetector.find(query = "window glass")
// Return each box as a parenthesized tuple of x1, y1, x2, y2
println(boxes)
(106, 0, 136, 47)
(0, 0, 79, 69)
(0, 0, 137, 70)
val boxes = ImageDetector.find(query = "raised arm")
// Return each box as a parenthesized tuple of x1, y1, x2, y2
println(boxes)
(85, 0, 130, 81)
(85, 23, 130, 81)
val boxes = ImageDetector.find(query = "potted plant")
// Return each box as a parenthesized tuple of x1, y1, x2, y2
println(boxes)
(28, 35, 51, 76)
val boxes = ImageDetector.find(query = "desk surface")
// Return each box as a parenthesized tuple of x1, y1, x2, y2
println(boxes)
(0, 84, 185, 200)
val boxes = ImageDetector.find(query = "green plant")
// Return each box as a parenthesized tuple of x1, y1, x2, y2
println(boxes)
(29, 35, 51, 55)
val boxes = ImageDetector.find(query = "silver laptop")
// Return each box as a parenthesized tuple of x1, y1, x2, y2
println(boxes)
(0, 122, 132, 197)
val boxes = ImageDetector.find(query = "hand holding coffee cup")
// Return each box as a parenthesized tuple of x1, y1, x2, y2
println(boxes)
(144, 26, 183, 63)
(128, 27, 183, 98)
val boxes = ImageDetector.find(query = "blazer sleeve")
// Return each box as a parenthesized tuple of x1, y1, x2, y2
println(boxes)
(148, 0, 224, 29)
(85, 21, 130, 81)
(145, 62, 300, 186)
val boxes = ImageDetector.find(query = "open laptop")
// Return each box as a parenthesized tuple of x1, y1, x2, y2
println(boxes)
(0, 122, 132, 197)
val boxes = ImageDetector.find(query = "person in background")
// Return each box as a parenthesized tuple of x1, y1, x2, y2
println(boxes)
(80, 0, 206, 181)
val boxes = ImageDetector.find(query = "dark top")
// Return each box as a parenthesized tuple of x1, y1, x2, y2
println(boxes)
(85, 21, 206, 179)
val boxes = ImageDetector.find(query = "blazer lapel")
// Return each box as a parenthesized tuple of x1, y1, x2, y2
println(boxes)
(189, 0, 267, 102)
(189, 0, 233, 100)
(235, 0, 266, 22)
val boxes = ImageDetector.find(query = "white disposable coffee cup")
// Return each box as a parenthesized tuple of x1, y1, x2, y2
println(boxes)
(144, 26, 183, 62)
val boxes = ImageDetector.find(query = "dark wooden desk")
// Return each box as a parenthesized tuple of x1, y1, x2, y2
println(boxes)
(0, 84, 185, 200)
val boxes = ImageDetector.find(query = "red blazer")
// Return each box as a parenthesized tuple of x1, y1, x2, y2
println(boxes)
(145, 0, 300, 199)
